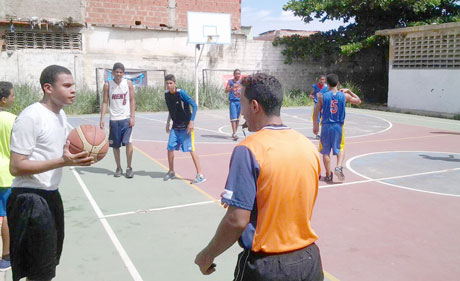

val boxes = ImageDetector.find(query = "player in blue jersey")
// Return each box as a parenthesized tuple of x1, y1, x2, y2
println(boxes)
(312, 74, 361, 183)
(309, 75, 327, 139)
(164, 74, 206, 184)
(225, 69, 242, 141)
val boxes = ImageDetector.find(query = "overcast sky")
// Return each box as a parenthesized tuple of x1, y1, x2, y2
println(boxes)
(241, 0, 347, 35)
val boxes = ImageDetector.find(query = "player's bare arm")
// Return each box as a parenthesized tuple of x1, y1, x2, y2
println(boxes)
(99, 82, 109, 129)
(343, 89, 362, 105)
(128, 80, 136, 127)
(225, 81, 231, 93)
(166, 114, 171, 133)
(187, 120, 194, 135)
(9, 145, 93, 176)
(195, 206, 250, 275)
(312, 93, 323, 135)
(309, 88, 315, 99)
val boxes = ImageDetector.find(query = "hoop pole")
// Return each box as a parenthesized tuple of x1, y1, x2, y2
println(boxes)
(194, 44, 204, 106)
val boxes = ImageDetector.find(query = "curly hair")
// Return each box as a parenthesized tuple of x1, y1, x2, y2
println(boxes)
(242, 73, 283, 116)
(0, 81, 13, 99)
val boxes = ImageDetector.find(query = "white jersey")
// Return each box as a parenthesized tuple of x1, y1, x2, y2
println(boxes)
(108, 78, 131, 120)
(10, 102, 68, 191)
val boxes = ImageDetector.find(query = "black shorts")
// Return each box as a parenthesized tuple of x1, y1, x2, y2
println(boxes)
(234, 243, 324, 281)
(7, 188, 64, 281)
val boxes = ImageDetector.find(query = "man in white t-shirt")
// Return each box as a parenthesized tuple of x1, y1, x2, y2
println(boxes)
(8, 65, 94, 281)
(99, 63, 136, 178)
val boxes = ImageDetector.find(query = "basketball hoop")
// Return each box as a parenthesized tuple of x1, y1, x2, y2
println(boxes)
(207, 35, 220, 44)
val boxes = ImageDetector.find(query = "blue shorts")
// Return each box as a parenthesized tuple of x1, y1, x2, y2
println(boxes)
(0, 188, 11, 216)
(319, 123, 345, 155)
(109, 118, 132, 148)
(229, 101, 241, 121)
(167, 128, 195, 152)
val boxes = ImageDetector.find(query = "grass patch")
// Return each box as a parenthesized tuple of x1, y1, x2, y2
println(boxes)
(9, 81, 323, 116)
(283, 89, 313, 107)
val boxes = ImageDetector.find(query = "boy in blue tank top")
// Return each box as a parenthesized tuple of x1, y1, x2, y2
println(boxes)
(312, 74, 361, 183)
(309, 75, 327, 139)
(225, 69, 242, 141)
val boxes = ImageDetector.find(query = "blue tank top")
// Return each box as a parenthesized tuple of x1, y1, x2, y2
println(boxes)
(312, 83, 328, 103)
(321, 90, 346, 124)
(228, 79, 242, 102)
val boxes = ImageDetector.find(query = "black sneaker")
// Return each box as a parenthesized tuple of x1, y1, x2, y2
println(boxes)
(325, 173, 333, 183)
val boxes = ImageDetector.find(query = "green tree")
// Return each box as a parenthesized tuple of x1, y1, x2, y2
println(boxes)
(274, 0, 460, 103)
(277, 0, 460, 60)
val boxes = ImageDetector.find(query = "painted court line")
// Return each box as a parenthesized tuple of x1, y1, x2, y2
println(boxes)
(70, 167, 143, 281)
(102, 200, 215, 218)
(134, 143, 341, 281)
(133, 145, 219, 202)
(133, 138, 237, 145)
(67, 122, 142, 280)
(137, 115, 225, 135)
(346, 113, 392, 138)
(321, 166, 460, 194)
(344, 151, 460, 197)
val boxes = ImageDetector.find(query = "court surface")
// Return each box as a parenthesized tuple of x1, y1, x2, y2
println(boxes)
(3, 106, 459, 281)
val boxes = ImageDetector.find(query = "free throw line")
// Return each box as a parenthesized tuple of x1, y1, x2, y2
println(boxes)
(70, 167, 143, 281)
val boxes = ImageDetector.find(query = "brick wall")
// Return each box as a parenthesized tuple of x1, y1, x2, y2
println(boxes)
(85, 0, 241, 30)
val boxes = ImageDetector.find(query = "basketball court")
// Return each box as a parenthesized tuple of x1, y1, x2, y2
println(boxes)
(2, 106, 459, 281)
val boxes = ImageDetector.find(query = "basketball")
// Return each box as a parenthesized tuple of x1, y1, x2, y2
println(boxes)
(67, 125, 109, 162)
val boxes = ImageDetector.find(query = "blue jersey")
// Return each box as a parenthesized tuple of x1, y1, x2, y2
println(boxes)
(228, 79, 242, 102)
(321, 90, 346, 125)
(312, 83, 328, 103)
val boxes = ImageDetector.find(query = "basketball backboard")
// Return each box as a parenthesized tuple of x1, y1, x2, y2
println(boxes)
(187, 12, 231, 45)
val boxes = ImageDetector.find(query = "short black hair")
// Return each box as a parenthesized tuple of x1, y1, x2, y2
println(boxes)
(113, 62, 125, 72)
(39, 65, 72, 91)
(165, 74, 176, 82)
(326, 74, 339, 87)
(234, 69, 241, 74)
(0, 81, 13, 99)
(242, 73, 283, 116)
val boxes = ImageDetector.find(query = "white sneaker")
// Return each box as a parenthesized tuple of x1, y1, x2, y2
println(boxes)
(334, 166, 345, 182)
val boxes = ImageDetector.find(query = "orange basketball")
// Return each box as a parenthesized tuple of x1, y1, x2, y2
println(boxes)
(67, 125, 109, 162)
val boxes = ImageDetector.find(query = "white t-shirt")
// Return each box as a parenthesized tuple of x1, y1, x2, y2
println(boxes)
(10, 102, 68, 191)
(108, 78, 131, 120)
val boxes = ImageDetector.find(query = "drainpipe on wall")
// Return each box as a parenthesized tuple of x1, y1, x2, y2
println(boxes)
(168, 0, 176, 28)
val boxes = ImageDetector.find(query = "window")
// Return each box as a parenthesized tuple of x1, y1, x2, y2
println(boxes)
(4, 31, 82, 51)
(392, 32, 460, 68)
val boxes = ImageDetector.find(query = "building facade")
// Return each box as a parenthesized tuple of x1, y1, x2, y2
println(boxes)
(376, 22, 460, 116)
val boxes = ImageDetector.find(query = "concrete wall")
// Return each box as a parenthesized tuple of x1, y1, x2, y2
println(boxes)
(85, 0, 241, 30)
(388, 69, 460, 114)
(0, 0, 85, 23)
(377, 22, 460, 115)
(81, 27, 323, 92)
(0, 26, 385, 104)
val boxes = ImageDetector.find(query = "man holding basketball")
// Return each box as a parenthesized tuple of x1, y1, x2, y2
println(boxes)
(195, 73, 323, 281)
(8, 65, 94, 281)
(100, 62, 136, 178)
(312, 74, 361, 183)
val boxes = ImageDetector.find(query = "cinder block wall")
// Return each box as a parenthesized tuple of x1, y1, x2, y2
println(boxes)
(85, 0, 241, 30)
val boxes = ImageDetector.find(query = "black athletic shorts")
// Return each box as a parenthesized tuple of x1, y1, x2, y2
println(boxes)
(234, 243, 324, 281)
(7, 188, 64, 281)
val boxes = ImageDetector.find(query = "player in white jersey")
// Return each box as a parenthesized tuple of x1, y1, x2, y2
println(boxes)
(100, 63, 136, 178)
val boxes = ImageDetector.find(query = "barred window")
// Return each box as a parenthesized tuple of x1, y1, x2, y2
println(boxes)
(4, 31, 82, 51)
(392, 32, 460, 68)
